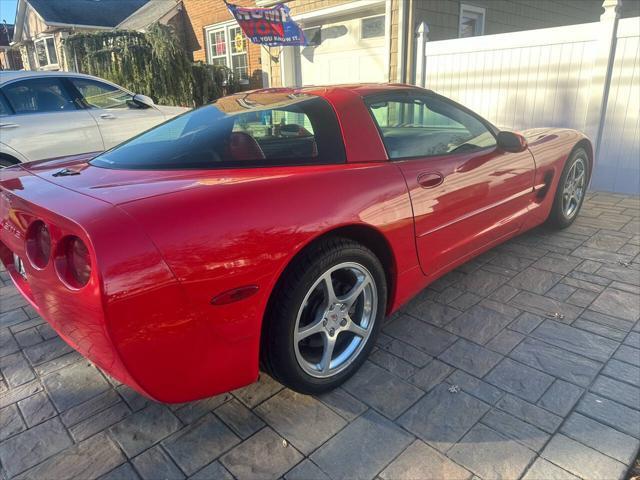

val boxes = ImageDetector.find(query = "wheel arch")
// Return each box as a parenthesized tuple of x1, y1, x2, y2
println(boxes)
(574, 138, 594, 181)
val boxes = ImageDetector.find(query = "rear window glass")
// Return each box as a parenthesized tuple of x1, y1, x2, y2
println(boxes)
(91, 93, 346, 170)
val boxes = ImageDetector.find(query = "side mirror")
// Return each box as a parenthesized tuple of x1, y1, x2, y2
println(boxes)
(497, 131, 528, 153)
(131, 94, 155, 109)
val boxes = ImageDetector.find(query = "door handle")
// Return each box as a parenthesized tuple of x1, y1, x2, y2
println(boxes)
(417, 172, 444, 189)
(100, 113, 116, 120)
(0, 123, 19, 129)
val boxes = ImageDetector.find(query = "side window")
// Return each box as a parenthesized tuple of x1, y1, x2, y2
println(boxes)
(2, 78, 77, 114)
(0, 94, 11, 116)
(69, 78, 132, 109)
(366, 94, 496, 159)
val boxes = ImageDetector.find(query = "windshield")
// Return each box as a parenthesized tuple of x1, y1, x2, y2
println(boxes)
(91, 92, 346, 170)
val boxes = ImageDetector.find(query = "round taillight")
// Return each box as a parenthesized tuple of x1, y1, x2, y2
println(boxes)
(26, 221, 51, 269)
(55, 236, 92, 289)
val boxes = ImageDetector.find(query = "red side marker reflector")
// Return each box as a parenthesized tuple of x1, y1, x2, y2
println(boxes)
(211, 285, 259, 306)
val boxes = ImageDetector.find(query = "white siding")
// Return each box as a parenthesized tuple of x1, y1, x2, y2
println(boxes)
(418, 18, 640, 194)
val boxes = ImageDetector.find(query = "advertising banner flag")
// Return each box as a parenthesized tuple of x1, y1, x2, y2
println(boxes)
(224, 2, 307, 46)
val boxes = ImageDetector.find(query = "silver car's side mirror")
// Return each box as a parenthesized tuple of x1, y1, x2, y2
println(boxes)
(132, 94, 155, 109)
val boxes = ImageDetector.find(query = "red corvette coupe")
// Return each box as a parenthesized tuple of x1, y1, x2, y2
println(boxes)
(0, 84, 591, 402)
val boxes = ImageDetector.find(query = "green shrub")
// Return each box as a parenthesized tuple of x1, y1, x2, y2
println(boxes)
(63, 24, 239, 107)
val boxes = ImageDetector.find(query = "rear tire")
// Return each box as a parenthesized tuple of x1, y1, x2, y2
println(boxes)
(262, 237, 387, 395)
(547, 147, 589, 229)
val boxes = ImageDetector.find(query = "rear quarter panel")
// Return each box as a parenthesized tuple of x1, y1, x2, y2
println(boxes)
(119, 162, 417, 400)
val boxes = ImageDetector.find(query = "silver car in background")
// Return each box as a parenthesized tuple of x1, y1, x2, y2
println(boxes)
(0, 71, 189, 167)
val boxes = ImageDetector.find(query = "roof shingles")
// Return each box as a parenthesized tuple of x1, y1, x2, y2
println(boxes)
(28, 0, 150, 28)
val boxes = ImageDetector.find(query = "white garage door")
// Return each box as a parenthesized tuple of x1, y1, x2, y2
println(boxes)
(299, 13, 387, 85)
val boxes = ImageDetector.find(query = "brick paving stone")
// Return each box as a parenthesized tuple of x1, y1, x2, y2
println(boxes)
(449, 424, 536, 480)
(0, 327, 19, 358)
(405, 300, 461, 327)
(17, 391, 56, 427)
(232, 373, 282, 409)
(22, 337, 73, 365)
(343, 361, 424, 419)
(0, 309, 28, 329)
(589, 375, 640, 410)
(222, 427, 304, 480)
(399, 383, 489, 452)
(581, 309, 634, 332)
(380, 440, 472, 480)
(162, 413, 240, 475)
(255, 389, 346, 455)
(317, 387, 368, 422)
(591, 287, 640, 322)
(510, 338, 601, 387)
(173, 393, 231, 424)
(614, 344, 640, 366)
(537, 379, 584, 416)
(496, 394, 562, 433)
(576, 393, 640, 438)
(214, 397, 265, 439)
(602, 358, 640, 387)
(572, 318, 627, 341)
(284, 459, 330, 480)
(381, 339, 432, 367)
(486, 329, 525, 354)
(0, 417, 72, 478)
(16, 432, 125, 480)
(530, 320, 618, 362)
(510, 292, 582, 321)
(384, 314, 457, 355)
(560, 412, 640, 465)
(1, 352, 34, 388)
(0, 404, 25, 442)
(0, 380, 42, 409)
(311, 410, 413, 480)
(439, 338, 502, 377)
(445, 304, 513, 345)
(445, 370, 504, 405)
(190, 461, 233, 480)
(132, 445, 185, 480)
(410, 359, 453, 392)
(533, 255, 583, 275)
(70, 401, 131, 442)
(521, 458, 580, 480)
(510, 267, 563, 294)
(509, 312, 545, 335)
(485, 358, 554, 402)
(541, 434, 627, 480)
(458, 268, 509, 296)
(481, 408, 550, 451)
(43, 362, 111, 412)
(109, 404, 182, 458)
(370, 348, 417, 379)
(100, 462, 141, 480)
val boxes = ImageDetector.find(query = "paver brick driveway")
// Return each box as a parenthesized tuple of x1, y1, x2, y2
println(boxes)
(1, 191, 639, 480)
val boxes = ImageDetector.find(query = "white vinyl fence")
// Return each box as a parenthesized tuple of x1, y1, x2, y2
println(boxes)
(415, 3, 639, 194)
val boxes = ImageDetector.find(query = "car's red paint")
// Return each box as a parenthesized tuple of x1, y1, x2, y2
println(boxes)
(0, 84, 591, 402)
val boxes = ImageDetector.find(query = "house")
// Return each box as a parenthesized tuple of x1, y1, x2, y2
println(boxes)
(181, 0, 640, 89)
(0, 24, 23, 70)
(11, 0, 185, 71)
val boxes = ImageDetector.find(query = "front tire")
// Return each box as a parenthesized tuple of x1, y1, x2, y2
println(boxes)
(547, 147, 589, 229)
(262, 238, 387, 395)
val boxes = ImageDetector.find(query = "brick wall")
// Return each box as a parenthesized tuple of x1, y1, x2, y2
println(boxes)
(181, 0, 264, 88)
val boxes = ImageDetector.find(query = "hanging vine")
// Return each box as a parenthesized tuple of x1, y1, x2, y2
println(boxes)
(63, 25, 239, 107)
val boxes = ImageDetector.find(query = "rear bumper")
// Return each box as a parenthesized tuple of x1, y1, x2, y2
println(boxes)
(1, 166, 259, 402)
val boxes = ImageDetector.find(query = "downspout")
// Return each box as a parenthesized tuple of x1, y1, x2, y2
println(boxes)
(405, 0, 414, 84)
(395, 0, 407, 83)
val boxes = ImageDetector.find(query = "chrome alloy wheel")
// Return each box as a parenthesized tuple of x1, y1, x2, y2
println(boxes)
(294, 262, 377, 378)
(562, 156, 586, 219)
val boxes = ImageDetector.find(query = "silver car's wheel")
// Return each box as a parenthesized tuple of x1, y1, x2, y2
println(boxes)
(294, 262, 377, 378)
(561, 155, 586, 219)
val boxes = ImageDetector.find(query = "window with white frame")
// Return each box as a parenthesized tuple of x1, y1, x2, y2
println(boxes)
(34, 36, 58, 68)
(459, 4, 485, 38)
(361, 15, 385, 39)
(206, 24, 249, 82)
